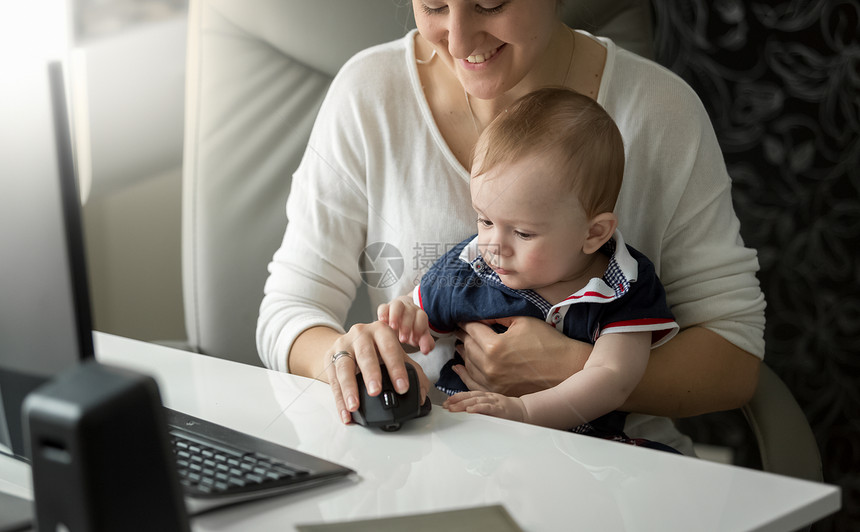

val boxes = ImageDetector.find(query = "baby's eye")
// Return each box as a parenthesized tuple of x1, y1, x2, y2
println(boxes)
(477, 217, 493, 228)
(514, 231, 533, 240)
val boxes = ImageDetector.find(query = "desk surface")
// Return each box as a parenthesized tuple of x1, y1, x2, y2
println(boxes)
(0, 333, 840, 531)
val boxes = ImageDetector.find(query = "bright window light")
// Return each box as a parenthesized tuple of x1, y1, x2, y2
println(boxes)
(0, 0, 71, 69)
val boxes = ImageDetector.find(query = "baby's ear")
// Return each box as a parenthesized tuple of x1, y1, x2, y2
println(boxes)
(582, 213, 618, 254)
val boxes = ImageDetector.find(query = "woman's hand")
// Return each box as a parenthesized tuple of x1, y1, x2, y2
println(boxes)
(324, 321, 430, 425)
(455, 321, 761, 418)
(453, 316, 592, 397)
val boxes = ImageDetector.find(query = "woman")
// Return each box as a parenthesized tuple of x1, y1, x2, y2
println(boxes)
(257, 1, 765, 454)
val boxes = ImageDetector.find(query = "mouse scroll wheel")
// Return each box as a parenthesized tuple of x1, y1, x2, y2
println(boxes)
(382, 391, 399, 409)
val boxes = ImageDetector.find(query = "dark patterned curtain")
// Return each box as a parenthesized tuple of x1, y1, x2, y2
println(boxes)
(651, 2, 859, 531)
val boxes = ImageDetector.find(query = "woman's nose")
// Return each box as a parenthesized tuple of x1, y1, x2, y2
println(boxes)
(445, 8, 483, 60)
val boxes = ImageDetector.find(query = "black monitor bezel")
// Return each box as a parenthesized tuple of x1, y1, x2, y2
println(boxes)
(0, 61, 94, 460)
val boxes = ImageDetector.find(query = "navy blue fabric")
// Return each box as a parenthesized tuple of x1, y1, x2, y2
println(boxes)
(419, 236, 673, 342)
(418, 237, 545, 334)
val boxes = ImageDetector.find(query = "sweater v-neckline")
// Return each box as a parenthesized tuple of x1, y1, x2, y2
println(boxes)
(404, 29, 615, 184)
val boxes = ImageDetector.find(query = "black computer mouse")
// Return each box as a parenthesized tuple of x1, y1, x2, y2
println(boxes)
(351, 364, 431, 432)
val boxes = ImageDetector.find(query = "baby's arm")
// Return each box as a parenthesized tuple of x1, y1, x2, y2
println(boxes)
(377, 295, 436, 354)
(445, 332, 651, 430)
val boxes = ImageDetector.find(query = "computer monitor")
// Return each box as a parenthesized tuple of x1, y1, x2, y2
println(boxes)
(0, 60, 94, 460)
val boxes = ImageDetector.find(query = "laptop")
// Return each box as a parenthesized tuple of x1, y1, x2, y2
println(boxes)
(0, 60, 353, 518)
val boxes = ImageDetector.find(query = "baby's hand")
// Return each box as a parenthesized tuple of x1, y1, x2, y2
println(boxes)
(377, 295, 436, 354)
(443, 391, 527, 423)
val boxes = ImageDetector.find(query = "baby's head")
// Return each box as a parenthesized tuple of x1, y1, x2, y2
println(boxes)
(469, 88, 625, 291)
(471, 87, 624, 220)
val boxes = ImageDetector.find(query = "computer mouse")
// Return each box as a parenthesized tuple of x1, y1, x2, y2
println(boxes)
(351, 364, 431, 432)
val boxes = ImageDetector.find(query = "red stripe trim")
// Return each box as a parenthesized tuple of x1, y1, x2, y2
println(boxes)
(564, 291, 614, 301)
(428, 323, 453, 335)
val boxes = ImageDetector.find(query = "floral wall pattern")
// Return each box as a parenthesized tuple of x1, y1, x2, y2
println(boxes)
(651, 1, 859, 530)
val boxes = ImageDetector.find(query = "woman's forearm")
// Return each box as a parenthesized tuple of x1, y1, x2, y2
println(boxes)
(623, 327, 761, 418)
(504, 325, 761, 417)
(288, 326, 341, 380)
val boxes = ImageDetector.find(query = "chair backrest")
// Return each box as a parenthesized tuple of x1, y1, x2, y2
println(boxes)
(182, 0, 655, 366)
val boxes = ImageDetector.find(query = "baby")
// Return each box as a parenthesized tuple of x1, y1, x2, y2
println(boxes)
(380, 88, 678, 450)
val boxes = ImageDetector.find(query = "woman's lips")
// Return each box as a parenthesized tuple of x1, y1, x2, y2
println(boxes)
(461, 44, 505, 69)
(466, 44, 502, 64)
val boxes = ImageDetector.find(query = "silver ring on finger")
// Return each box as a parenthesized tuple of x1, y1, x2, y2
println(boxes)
(331, 350, 355, 365)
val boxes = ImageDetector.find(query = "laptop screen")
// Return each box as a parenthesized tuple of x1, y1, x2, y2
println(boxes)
(0, 61, 93, 459)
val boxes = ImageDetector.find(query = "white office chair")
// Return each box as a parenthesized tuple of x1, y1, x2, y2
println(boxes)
(181, 0, 821, 483)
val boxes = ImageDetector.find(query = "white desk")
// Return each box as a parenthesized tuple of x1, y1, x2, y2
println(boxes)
(1, 333, 841, 531)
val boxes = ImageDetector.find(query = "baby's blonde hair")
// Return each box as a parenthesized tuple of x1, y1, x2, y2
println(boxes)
(472, 87, 625, 219)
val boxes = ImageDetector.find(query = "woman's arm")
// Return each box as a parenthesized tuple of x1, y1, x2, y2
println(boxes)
(624, 326, 760, 417)
(454, 319, 760, 419)
(257, 42, 437, 422)
(287, 325, 342, 379)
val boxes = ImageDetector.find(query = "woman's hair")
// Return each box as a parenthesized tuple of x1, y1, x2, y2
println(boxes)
(472, 87, 625, 219)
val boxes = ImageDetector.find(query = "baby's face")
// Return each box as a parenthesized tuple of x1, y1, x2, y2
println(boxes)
(470, 153, 594, 292)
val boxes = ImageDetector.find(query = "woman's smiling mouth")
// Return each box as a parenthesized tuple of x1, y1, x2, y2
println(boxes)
(465, 44, 503, 64)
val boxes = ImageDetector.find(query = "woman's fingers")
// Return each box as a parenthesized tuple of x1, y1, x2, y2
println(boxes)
(453, 338, 490, 390)
(330, 322, 388, 415)
(330, 347, 360, 416)
(451, 363, 487, 392)
(351, 329, 383, 397)
(372, 325, 411, 394)
(328, 319, 423, 424)
(455, 316, 586, 396)
(326, 359, 353, 424)
(405, 359, 431, 401)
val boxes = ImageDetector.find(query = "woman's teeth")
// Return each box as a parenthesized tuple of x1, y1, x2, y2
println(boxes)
(467, 46, 500, 64)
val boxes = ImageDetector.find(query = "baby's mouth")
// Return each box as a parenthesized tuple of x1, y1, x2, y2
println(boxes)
(486, 258, 508, 274)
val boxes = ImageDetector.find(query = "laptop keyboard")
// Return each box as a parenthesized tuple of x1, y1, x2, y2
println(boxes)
(169, 429, 310, 497)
